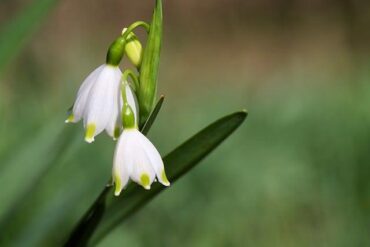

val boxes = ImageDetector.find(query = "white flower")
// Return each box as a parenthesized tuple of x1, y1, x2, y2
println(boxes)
(66, 64, 138, 143)
(112, 128, 170, 196)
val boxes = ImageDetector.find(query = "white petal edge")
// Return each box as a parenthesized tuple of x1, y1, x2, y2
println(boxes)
(68, 65, 105, 123)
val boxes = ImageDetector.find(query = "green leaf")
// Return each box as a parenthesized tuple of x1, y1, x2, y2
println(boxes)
(64, 110, 247, 246)
(138, 0, 163, 126)
(0, 0, 60, 74)
(140, 95, 164, 134)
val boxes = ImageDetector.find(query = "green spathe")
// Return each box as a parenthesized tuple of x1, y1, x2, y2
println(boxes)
(138, 0, 163, 127)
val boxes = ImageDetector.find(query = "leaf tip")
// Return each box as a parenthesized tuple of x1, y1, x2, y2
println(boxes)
(238, 109, 248, 120)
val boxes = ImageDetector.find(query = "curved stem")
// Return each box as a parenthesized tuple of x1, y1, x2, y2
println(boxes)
(121, 21, 150, 38)
(122, 69, 139, 92)
(120, 79, 128, 104)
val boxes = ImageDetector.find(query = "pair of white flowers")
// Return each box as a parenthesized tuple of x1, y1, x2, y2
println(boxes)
(66, 63, 169, 196)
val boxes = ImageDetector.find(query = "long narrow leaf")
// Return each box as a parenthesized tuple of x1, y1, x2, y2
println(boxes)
(65, 110, 247, 246)
(140, 95, 164, 134)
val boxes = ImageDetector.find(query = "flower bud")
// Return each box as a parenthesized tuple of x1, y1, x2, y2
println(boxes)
(122, 28, 143, 68)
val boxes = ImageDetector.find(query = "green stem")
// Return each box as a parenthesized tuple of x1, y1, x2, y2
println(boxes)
(121, 21, 150, 38)
(120, 80, 128, 104)
(122, 69, 140, 92)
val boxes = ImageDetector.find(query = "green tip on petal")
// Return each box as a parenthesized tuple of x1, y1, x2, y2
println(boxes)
(140, 173, 151, 190)
(65, 114, 74, 123)
(114, 173, 122, 196)
(161, 170, 170, 186)
(113, 126, 121, 140)
(85, 123, 96, 143)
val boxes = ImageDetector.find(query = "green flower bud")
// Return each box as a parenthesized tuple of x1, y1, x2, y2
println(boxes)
(122, 28, 143, 68)
(106, 36, 125, 66)
(138, 0, 162, 127)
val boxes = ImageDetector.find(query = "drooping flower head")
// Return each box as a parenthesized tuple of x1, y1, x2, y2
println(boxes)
(112, 85, 169, 196)
(65, 18, 168, 195)
(66, 36, 138, 143)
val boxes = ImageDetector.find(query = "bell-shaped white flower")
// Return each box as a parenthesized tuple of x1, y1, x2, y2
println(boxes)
(66, 64, 138, 143)
(112, 104, 169, 196)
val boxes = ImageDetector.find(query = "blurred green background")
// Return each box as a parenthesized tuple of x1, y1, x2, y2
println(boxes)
(0, 0, 370, 246)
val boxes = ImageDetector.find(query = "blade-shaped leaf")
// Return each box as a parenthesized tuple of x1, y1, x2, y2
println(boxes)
(64, 110, 247, 246)
(138, 0, 163, 126)
(140, 95, 164, 134)
(0, 0, 60, 73)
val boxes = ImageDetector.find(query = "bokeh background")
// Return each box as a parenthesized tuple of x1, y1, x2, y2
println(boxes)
(0, 0, 370, 246)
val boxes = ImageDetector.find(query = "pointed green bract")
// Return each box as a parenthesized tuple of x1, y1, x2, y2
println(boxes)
(140, 95, 164, 134)
(138, 0, 163, 126)
(64, 110, 247, 245)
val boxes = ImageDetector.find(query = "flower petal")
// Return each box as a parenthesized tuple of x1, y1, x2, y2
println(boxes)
(84, 65, 122, 142)
(137, 131, 170, 186)
(129, 131, 155, 189)
(105, 81, 123, 139)
(68, 65, 105, 123)
(112, 131, 132, 196)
